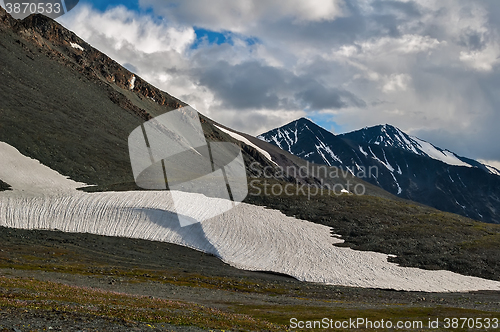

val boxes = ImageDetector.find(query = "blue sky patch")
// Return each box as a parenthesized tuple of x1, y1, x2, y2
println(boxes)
(84, 0, 141, 12)
(191, 28, 232, 49)
(308, 113, 344, 134)
(191, 28, 261, 49)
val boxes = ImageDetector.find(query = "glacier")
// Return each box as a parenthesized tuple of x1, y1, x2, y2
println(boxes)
(1, 141, 500, 293)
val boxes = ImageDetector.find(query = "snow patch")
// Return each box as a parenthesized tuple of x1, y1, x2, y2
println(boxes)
(315, 138, 342, 165)
(0, 142, 86, 193)
(304, 152, 314, 158)
(70, 42, 84, 51)
(368, 147, 394, 172)
(396, 164, 402, 175)
(215, 125, 277, 166)
(1, 189, 499, 292)
(129, 75, 136, 90)
(390, 172, 402, 195)
(485, 165, 500, 176)
(411, 137, 471, 168)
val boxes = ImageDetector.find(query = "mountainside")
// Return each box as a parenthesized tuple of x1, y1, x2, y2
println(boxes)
(342, 124, 500, 175)
(259, 119, 500, 223)
(0, 7, 387, 197)
(0, 7, 285, 189)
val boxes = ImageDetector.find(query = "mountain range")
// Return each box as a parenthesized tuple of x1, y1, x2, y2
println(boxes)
(259, 118, 500, 223)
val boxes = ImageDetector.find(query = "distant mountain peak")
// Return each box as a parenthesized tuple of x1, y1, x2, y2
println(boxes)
(258, 117, 348, 166)
(259, 117, 500, 223)
(340, 125, 481, 169)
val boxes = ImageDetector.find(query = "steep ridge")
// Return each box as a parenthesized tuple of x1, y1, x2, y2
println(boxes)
(259, 119, 500, 223)
(342, 124, 499, 173)
(0, 7, 289, 190)
(0, 7, 382, 196)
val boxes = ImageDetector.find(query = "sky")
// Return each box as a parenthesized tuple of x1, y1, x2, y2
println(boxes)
(52, 0, 500, 167)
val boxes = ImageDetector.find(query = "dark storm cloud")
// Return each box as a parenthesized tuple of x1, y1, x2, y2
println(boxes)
(196, 60, 365, 111)
(458, 29, 487, 51)
(197, 61, 289, 110)
(295, 83, 366, 110)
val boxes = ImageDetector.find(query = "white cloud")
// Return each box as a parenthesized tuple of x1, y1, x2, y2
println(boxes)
(459, 44, 500, 71)
(382, 74, 412, 93)
(358, 35, 442, 55)
(138, 0, 345, 32)
(60, 4, 195, 54)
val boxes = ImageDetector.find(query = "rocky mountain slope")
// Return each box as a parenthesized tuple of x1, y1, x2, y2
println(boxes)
(259, 118, 500, 223)
(0, 7, 390, 198)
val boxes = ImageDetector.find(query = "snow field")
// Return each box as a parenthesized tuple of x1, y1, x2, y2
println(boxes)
(215, 125, 277, 166)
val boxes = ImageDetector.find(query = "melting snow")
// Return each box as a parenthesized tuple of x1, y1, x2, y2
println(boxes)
(304, 152, 314, 158)
(70, 42, 84, 51)
(1, 141, 499, 292)
(315, 139, 342, 165)
(129, 75, 136, 90)
(368, 147, 394, 172)
(215, 125, 277, 166)
(412, 137, 471, 168)
(390, 172, 402, 195)
(447, 170, 455, 183)
(0, 142, 86, 193)
(359, 146, 368, 157)
(396, 164, 402, 175)
(381, 149, 394, 172)
(485, 165, 500, 176)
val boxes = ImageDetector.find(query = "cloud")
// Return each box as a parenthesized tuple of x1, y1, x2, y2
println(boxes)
(195, 60, 365, 111)
(138, 0, 345, 31)
(459, 43, 500, 71)
(382, 73, 411, 92)
(57, 0, 500, 165)
(60, 4, 195, 54)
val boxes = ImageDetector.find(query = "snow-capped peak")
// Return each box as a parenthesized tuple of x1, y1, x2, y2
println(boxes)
(341, 124, 487, 170)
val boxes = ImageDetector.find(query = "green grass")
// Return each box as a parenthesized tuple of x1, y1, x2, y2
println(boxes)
(231, 304, 499, 331)
(0, 276, 284, 331)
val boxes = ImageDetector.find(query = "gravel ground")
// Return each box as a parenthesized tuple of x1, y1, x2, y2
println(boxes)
(0, 307, 214, 332)
(0, 227, 499, 331)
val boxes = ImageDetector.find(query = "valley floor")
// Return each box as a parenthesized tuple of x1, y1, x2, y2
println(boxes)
(0, 227, 499, 331)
